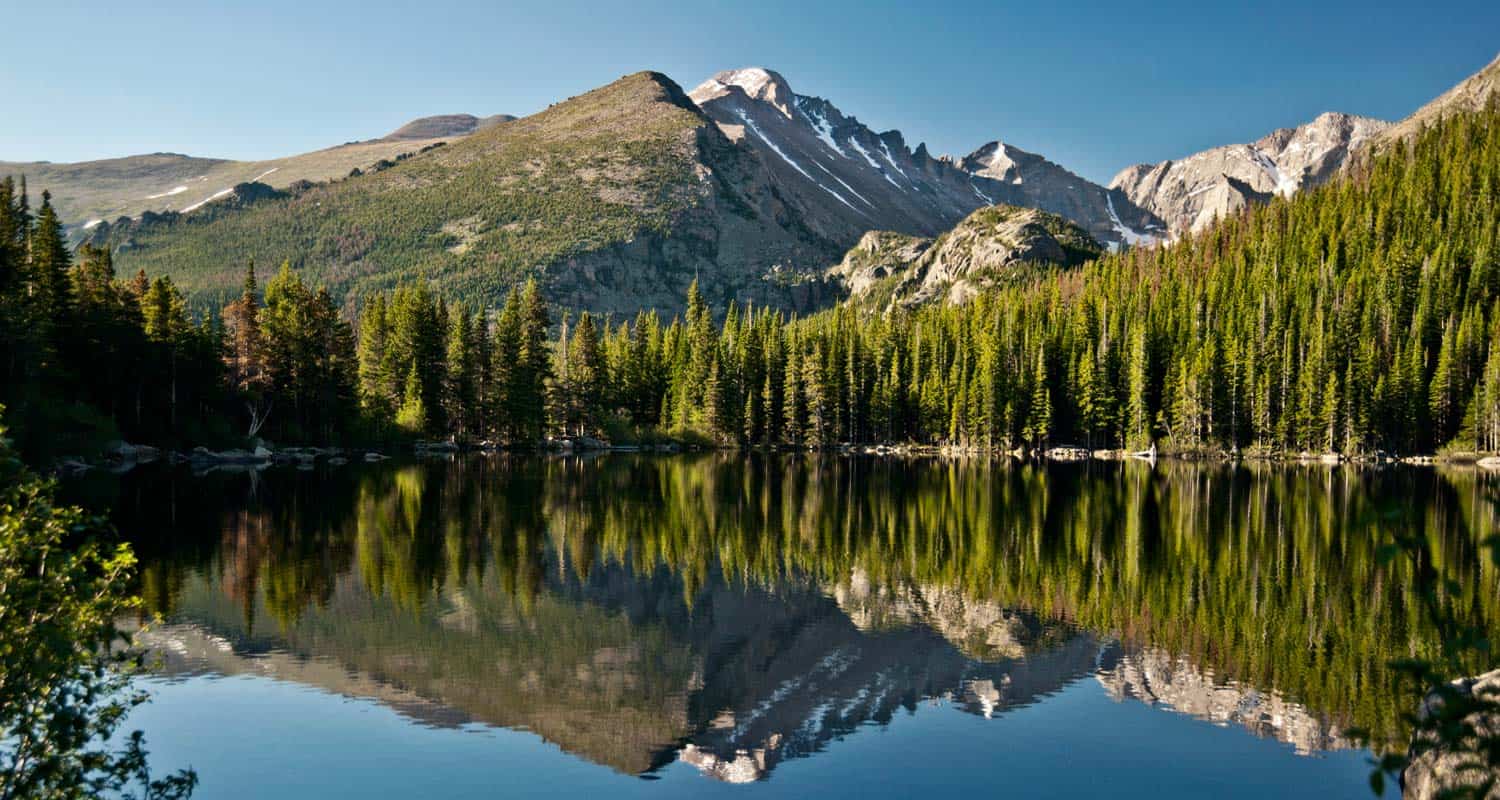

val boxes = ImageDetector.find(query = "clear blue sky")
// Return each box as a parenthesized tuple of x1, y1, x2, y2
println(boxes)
(3, 0, 1497, 183)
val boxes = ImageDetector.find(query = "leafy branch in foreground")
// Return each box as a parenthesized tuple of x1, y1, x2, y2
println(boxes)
(1357, 530, 1500, 798)
(0, 406, 196, 800)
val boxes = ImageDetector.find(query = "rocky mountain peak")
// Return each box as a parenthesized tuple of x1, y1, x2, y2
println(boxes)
(688, 65, 1164, 250)
(690, 67, 797, 118)
(1110, 110, 1390, 236)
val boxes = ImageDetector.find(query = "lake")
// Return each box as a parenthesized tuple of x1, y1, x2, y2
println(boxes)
(67, 455, 1500, 797)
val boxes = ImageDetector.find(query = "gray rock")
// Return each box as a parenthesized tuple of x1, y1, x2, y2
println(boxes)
(1110, 112, 1391, 238)
(1403, 669, 1500, 799)
(828, 205, 1101, 309)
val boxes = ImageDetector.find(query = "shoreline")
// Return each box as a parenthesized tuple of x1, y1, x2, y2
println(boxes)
(53, 437, 1500, 476)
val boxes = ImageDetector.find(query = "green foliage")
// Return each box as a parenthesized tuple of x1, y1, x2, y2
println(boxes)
(0, 408, 195, 798)
(0, 177, 227, 459)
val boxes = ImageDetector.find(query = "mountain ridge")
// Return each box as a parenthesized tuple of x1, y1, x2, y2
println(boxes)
(689, 67, 1163, 249)
(1109, 111, 1390, 237)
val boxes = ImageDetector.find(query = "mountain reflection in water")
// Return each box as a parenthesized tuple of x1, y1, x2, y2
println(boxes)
(73, 454, 1500, 782)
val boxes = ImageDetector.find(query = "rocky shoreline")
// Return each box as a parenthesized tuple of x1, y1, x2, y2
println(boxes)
(50, 436, 1500, 476)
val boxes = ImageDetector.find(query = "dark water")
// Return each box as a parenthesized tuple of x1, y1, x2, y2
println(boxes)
(68, 455, 1500, 797)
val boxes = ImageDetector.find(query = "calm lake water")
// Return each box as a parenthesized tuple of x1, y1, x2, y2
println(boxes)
(66, 455, 1500, 798)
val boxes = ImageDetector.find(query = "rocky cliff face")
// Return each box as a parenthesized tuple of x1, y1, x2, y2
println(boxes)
(1096, 646, 1351, 755)
(827, 204, 1101, 309)
(689, 67, 1163, 250)
(1110, 111, 1390, 236)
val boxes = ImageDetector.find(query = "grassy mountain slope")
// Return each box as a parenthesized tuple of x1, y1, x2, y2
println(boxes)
(3, 136, 466, 235)
(91, 72, 844, 315)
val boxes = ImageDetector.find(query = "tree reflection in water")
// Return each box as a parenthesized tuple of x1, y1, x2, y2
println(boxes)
(72, 455, 1500, 781)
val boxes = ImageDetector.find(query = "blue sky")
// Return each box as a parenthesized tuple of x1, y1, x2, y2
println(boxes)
(3, 0, 1497, 183)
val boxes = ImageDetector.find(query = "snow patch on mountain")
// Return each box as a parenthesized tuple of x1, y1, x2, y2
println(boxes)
(147, 185, 188, 199)
(180, 188, 234, 214)
(847, 136, 882, 170)
(816, 161, 875, 209)
(1249, 147, 1298, 196)
(735, 109, 813, 180)
(1106, 193, 1156, 247)
(799, 99, 845, 157)
(735, 108, 866, 215)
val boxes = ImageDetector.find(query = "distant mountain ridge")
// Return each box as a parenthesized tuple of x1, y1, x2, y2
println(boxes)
(1110, 112, 1391, 236)
(383, 113, 517, 140)
(87, 71, 852, 316)
(1, 111, 510, 234)
(1112, 51, 1500, 238)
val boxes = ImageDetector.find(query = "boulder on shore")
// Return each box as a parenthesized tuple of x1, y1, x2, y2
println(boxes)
(1403, 668, 1500, 799)
(104, 441, 160, 463)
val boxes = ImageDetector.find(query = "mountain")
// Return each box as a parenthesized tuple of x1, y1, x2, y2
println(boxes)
(1, 113, 507, 235)
(68, 66, 1163, 316)
(1109, 111, 1390, 236)
(90, 71, 848, 316)
(827, 204, 1101, 309)
(382, 113, 517, 140)
(689, 68, 1162, 249)
(959, 140, 1163, 246)
(1374, 51, 1500, 146)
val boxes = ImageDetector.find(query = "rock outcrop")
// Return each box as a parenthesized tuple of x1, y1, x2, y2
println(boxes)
(827, 204, 1101, 309)
(1402, 668, 1500, 800)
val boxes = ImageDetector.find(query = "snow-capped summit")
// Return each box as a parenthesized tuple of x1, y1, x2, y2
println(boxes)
(690, 67, 797, 118)
(688, 66, 1164, 248)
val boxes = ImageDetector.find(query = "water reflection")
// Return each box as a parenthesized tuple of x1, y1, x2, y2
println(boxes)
(74, 455, 1500, 781)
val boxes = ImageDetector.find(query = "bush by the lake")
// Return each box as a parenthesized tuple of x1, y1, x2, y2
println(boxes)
(0, 407, 195, 799)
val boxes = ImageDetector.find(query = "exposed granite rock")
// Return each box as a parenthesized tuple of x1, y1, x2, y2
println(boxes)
(1402, 668, 1500, 799)
(826, 204, 1101, 309)
(1110, 111, 1390, 237)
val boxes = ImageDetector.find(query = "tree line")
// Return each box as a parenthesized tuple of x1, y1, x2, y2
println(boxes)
(4, 101, 1499, 458)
